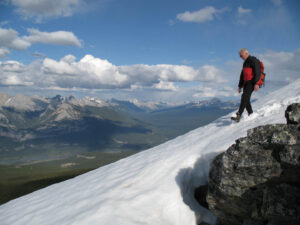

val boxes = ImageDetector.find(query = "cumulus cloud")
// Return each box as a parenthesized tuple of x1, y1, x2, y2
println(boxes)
(237, 6, 251, 16)
(0, 48, 10, 58)
(42, 55, 128, 89)
(0, 60, 25, 72)
(176, 6, 228, 23)
(193, 86, 237, 98)
(1, 74, 23, 85)
(0, 61, 33, 86)
(119, 64, 225, 89)
(2, 49, 299, 100)
(11, 0, 86, 21)
(3, 49, 298, 99)
(0, 21, 9, 26)
(0, 27, 81, 57)
(257, 49, 300, 85)
(0, 54, 225, 91)
(236, 5, 252, 25)
(23, 28, 82, 47)
(0, 27, 31, 51)
(32, 52, 47, 58)
(152, 81, 178, 91)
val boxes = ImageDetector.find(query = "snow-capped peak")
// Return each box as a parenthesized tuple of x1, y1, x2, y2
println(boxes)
(0, 93, 48, 111)
(129, 98, 177, 110)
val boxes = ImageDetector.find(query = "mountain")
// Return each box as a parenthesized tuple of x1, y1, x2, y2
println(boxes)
(0, 80, 299, 224)
(0, 93, 237, 164)
(0, 93, 153, 164)
(129, 98, 178, 111)
(137, 97, 239, 138)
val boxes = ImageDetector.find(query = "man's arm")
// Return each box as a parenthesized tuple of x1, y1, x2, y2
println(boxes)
(238, 70, 244, 88)
(251, 57, 261, 85)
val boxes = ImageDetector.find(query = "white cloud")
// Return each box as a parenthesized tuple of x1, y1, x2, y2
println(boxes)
(0, 27, 81, 57)
(32, 52, 47, 58)
(42, 57, 77, 75)
(0, 21, 10, 26)
(23, 28, 82, 47)
(0, 61, 33, 86)
(3, 49, 298, 100)
(0, 54, 225, 90)
(61, 54, 76, 63)
(0, 27, 31, 51)
(193, 86, 237, 98)
(0, 48, 10, 58)
(1, 74, 23, 85)
(257, 49, 300, 84)
(119, 63, 225, 86)
(176, 6, 228, 23)
(152, 81, 178, 91)
(236, 6, 252, 25)
(11, 0, 86, 21)
(0, 60, 25, 72)
(237, 6, 251, 16)
(42, 55, 129, 89)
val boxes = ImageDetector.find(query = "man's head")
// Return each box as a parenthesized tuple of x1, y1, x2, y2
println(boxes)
(239, 48, 250, 61)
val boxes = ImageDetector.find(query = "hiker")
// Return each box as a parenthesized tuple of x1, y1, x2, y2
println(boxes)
(231, 48, 261, 122)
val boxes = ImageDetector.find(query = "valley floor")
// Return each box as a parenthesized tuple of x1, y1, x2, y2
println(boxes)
(0, 151, 135, 205)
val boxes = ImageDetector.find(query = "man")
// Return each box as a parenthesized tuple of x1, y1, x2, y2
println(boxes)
(231, 48, 260, 122)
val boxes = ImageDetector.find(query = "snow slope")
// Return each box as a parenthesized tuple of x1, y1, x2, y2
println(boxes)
(1, 80, 300, 225)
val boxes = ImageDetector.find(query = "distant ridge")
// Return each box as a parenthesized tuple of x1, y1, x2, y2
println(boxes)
(0, 92, 238, 164)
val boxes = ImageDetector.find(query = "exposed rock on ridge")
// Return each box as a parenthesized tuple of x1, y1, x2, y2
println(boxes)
(285, 103, 300, 124)
(203, 103, 300, 225)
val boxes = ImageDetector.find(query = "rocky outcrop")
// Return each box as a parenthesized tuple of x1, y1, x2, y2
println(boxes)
(204, 103, 300, 225)
(285, 103, 300, 124)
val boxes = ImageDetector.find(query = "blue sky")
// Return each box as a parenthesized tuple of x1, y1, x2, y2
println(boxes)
(0, 0, 299, 102)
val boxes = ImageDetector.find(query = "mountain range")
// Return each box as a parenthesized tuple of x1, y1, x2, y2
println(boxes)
(0, 92, 238, 164)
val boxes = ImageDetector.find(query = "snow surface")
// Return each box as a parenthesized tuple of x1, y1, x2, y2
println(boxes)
(1, 80, 300, 225)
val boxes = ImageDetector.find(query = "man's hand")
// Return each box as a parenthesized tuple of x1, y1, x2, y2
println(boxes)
(254, 84, 259, 91)
(238, 87, 241, 93)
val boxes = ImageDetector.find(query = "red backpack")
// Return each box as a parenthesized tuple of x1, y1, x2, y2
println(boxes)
(257, 60, 266, 88)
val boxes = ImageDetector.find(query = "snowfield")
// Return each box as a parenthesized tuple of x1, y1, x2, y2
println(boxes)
(1, 80, 300, 225)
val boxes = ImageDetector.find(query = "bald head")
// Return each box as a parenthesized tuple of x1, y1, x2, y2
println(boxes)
(239, 48, 250, 61)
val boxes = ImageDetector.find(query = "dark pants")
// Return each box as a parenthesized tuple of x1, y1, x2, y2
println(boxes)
(238, 81, 254, 115)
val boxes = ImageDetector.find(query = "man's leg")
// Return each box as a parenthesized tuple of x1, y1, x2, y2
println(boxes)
(238, 81, 254, 115)
(245, 83, 254, 115)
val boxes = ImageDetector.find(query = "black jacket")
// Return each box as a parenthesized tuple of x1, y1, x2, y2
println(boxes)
(238, 55, 261, 88)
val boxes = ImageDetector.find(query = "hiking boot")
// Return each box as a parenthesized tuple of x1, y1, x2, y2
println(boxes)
(231, 112, 241, 122)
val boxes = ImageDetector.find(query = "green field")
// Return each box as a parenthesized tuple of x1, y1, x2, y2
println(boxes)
(0, 151, 135, 205)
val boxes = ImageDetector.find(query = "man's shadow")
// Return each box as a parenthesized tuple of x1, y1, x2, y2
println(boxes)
(175, 152, 219, 225)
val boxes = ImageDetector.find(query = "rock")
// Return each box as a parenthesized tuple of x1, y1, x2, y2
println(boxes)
(242, 219, 264, 225)
(285, 103, 300, 124)
(266, 217, 300, 225)
(198, 222, 211, 225)
(247, 124, 300, 146)
(260, 183, 300, 219)
(205, 104, 300, 225)
(194, 184, 209, 209)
